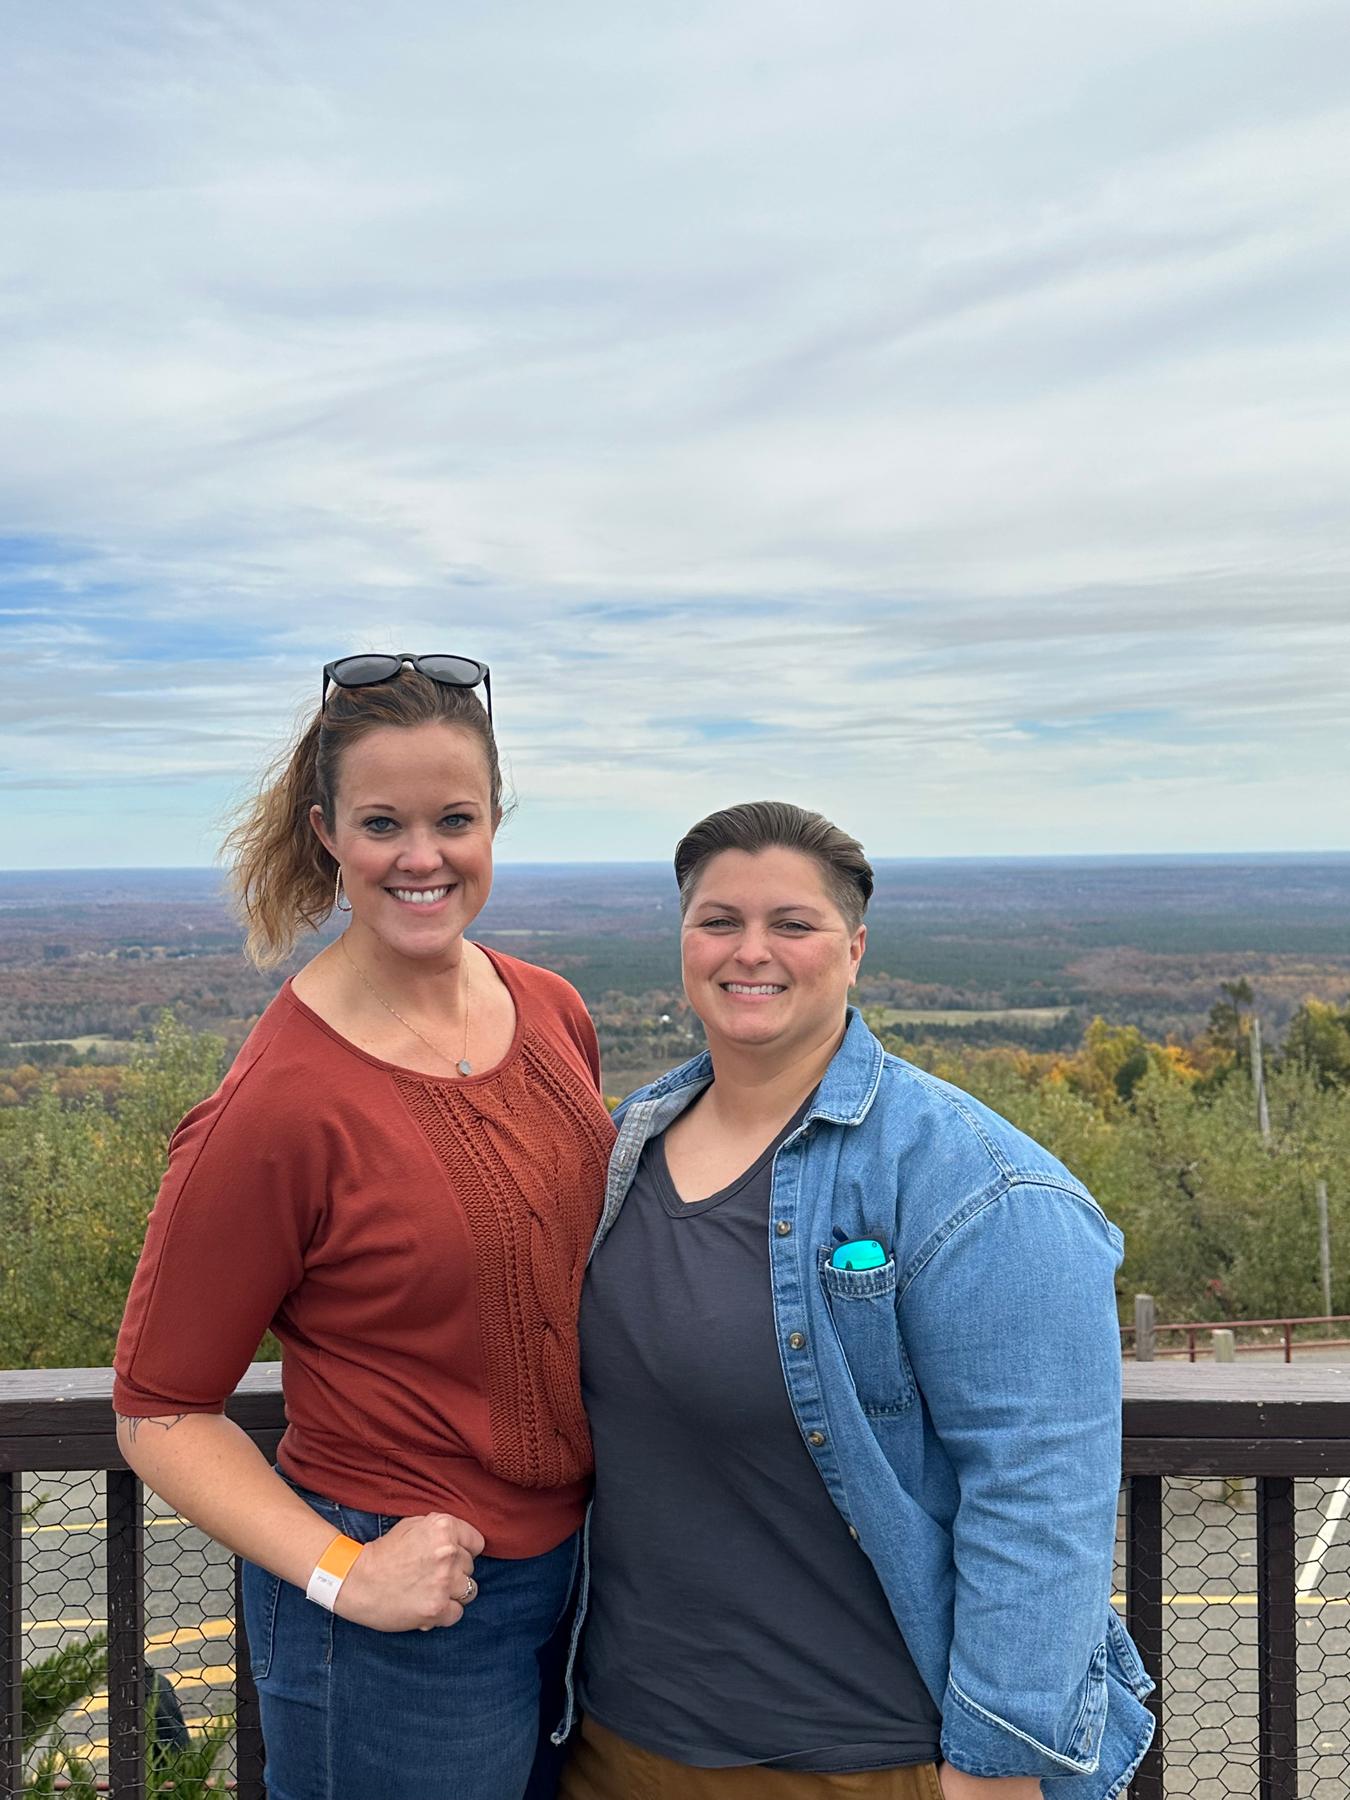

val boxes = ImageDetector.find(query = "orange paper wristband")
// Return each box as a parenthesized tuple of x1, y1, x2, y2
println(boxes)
(305, 1532, 364, 1610)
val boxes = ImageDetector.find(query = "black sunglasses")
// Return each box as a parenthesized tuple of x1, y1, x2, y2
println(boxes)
(321, 653, 492, 725)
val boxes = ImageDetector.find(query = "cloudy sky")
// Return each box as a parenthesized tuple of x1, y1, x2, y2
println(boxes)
(3, 1, 1348, 868)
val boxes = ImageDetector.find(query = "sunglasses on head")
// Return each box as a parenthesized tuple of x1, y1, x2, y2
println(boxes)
(321, 653, 492, 725)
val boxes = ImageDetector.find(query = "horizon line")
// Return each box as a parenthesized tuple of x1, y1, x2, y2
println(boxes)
(3, 848, 1350, 877)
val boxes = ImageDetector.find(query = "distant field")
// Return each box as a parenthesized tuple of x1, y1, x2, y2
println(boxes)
(1, 858, 1347, 1049)
(22, 1034, 125, 1054)
(873, 1006, 1071, 1028)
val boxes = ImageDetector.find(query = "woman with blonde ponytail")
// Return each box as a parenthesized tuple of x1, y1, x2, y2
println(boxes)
(225, 711, 336, 967)
(113, 655, 615, 1800)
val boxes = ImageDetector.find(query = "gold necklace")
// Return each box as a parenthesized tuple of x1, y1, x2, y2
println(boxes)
(339, 935, 473, 1075)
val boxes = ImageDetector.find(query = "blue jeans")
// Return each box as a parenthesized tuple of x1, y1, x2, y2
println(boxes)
(241, 1482, 580, 1800)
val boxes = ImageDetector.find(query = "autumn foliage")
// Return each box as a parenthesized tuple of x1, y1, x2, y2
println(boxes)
(2, 996, 1350, 1367)
(875, 995, 1350, 1324)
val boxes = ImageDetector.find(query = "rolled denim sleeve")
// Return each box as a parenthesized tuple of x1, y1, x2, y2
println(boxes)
(900, 1178, 1124, 1780)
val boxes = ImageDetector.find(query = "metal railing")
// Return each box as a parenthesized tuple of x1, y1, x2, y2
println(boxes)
(1121, 1315, 1350, 1364)
(3, 1362, 1349, 1798)
(1122, 1362, 1350, 1799)
(1, 1367, 279, 1799)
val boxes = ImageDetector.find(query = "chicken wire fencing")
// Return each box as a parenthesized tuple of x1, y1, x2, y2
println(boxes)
(10, 1468, 259, 1797)
(5, 1468, 1350, 1796)
(1117, 1476, 1350, 1799)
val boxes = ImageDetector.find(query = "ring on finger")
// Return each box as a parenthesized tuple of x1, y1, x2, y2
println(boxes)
(461, 1576, 477, 1604)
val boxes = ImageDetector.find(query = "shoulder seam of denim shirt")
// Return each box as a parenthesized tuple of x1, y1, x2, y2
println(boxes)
(881, 1057, 1020, 1177)
(895, 1171, 1013, 1299)
(896, 1173, 1118, 1302)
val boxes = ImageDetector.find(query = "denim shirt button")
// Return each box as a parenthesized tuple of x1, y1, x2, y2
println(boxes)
(807, 1430, 826, 1447)
(775, 1220, 792, 1237)
(847, 1525, 860, 1541)
(787, 1331, 806, 1350)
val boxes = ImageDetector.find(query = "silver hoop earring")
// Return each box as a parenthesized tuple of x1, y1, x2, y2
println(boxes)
(334, 868, 352, 914)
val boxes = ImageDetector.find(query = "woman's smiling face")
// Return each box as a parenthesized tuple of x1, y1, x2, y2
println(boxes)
(680, 846, 865, 1057)
(310, 720, 497, 966)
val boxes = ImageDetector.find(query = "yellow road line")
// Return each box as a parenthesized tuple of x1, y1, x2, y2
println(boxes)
(158, 1665, 237, 1685)
(1111, 1592, 1347, 1606)
(23, 1516, 189, 1535)
(72, 1719, 219, 1760)
(146, 1617, 235, 1646)
(21, 1627, 107, 1641)
(22, 1616, 237, 1640)
(70, 1667, 237, 1719)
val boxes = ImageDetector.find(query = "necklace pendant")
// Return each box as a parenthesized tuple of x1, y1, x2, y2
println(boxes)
(457, 1058, 473, 1076)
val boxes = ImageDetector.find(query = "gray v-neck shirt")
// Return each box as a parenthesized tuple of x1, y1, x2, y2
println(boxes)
(578, 1098, 941, 1771)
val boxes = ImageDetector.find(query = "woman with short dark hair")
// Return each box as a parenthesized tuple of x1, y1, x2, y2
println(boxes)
(114, 655, 614, 1800)
(562, 800, 1154, 1800)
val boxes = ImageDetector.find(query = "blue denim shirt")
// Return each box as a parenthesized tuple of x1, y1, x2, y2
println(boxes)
(556, 1009, 1155, 1799)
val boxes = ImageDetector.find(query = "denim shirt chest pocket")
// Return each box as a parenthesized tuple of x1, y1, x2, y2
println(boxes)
(817, 1247, 916, 1416)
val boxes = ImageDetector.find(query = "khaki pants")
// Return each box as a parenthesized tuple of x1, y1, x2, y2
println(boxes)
(560, 1715, 945, 1800)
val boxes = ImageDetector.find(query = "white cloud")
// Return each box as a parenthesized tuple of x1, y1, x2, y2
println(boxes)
(1, 0, 1348, 863)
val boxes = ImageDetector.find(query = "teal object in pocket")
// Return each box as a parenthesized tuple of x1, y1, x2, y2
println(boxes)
(830, 1237, 887, 1271)
(819, 1247, 916, 1416)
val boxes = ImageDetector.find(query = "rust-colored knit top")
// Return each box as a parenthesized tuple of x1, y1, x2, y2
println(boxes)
(113, 949, 615, 1557)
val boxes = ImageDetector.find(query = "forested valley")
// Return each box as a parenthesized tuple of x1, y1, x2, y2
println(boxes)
(2, 859, 1348, 1367)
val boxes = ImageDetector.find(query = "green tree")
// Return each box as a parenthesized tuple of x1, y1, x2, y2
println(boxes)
(22, 1635, 108, 1752)
(1283, 998, 1350, 1090)
(0, 1013, 225, 1368)
(1094, 1060, 1350, 1321)
(1206, 977, 1254, 1069)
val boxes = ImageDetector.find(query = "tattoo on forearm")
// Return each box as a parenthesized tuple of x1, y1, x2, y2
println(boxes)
(116, 1413, 188, 1442)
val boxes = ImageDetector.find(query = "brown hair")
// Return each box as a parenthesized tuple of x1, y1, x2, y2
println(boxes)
(223, 669, 503, 968)
(674, 800, 874, 931)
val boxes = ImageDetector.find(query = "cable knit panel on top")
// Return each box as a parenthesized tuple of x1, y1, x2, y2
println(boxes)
(396, 1023, 614, 1492)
